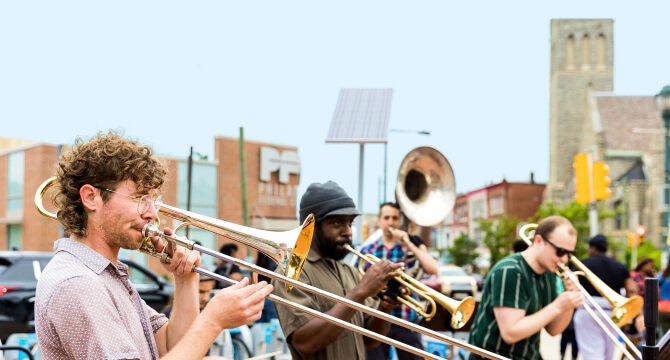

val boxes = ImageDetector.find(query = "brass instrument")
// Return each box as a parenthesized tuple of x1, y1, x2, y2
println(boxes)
(395, 146, 455, 227)
(372, 146, 474, 327)
(346, 244, 475, 329)
(394, 147, 453, 280)
(35, 176, 313, 290)
(35, 176, 509, 360)
(519, 224, 642, 360)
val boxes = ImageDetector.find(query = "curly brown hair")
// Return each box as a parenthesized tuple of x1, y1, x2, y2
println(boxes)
(53, 131, 168, 237)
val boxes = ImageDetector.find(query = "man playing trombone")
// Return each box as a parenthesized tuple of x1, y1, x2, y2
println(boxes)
(34, 132, 274, 360)
(468, 215, 584, 360)
(272, 181, 404, 359)
(357, 202, 439, 360)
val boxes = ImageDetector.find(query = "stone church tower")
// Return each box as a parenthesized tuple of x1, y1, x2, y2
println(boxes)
(546, 19, 614, 202)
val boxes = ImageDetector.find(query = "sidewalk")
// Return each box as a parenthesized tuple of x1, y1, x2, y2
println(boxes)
(540, 329, 623, 360)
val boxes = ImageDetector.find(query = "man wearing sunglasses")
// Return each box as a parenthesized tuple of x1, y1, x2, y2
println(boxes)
(572, 234, 638, 360)
(35, 132, 273, 360)
(468, 215, 585, 360)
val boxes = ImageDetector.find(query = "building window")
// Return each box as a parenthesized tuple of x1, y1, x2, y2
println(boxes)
(8, 224, 22, 250)
(7, 151, 24, 212)
(490, 196, 504, 216)
(471, 198, 486, 220)
(596, 34, 606, 71)
(473, 227, 482, 242)
(178, 161, 218, 269)
(455, 204, 468, 223)
(566, 35, 575, 71)
(581, 34, 591, 71)
(613, 200, 623, 230)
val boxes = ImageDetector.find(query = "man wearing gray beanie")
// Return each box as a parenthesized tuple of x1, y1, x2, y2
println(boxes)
(273, 181, 404, 359)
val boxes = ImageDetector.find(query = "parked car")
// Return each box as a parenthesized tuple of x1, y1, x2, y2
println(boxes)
(470, 273, 485, 291)
(435, 265, 478, 297)
(0, 251, 174, 342)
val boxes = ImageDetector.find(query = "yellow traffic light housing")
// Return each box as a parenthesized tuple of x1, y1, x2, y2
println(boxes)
(574, 154, 592, 204)
(592, 161, 612, 200)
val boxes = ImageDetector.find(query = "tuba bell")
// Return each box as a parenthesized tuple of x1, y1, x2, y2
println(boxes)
(395, 146, 456, 227)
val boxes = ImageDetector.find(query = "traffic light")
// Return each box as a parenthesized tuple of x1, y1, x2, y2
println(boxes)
(628, 233, 636, 247)
(362, 222, 368, 239)
(636, 225, 646, 243)
(592, 161, 611, 200)
(574, 154, 592, 204)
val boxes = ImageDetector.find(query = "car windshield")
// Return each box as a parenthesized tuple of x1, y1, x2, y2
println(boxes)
(439, 268, 467, 276)
(0, 258, 11, 277)
(0, 257, 49, 282)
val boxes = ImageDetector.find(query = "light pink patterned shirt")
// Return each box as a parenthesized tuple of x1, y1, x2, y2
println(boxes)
(35, 238, 168, 360)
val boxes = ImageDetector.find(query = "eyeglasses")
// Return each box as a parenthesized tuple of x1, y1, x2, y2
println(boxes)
(540, 234, 576, 258)
(95, 186, 163, 215)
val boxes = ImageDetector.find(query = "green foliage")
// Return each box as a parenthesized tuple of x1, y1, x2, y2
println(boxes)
(478, 215, 521, 268)
(533, 201, 617, 258)
(624, 241, 663, 271)
(447, 233, 478, 267)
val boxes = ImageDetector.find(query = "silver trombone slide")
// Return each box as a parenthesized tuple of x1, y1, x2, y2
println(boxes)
(559, 264, 638, 360)
(143, 224, 509, 360)
(198, 268, 443, 360)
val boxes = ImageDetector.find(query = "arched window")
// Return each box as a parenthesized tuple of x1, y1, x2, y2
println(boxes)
(581, 34, 591, 71)
(596, 34, 606, 71)
(566, 35, 575, 71)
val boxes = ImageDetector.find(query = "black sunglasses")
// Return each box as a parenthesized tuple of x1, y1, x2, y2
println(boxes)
(540, 235, 576, 258)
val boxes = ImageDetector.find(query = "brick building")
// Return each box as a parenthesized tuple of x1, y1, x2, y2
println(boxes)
(0, 135, 302, 279)
(438, 175, 545, 250)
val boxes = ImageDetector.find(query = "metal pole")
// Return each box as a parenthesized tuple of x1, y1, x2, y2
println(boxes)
(589, 203, 598, 237)
(186, 146, 193, 239)
(355, 143, 364, 246)
(239, 127, 249, 227)
(383, 141, 387, 203)
(664, 113, 670, 270)
(643, 278, 659, 360)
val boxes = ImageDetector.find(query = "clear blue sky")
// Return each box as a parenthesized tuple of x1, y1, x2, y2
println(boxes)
(2, 1, 670, 215)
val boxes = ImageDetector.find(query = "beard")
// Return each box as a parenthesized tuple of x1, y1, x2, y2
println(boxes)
(315, 225, 351, 261)
(100, 204, 144, 251)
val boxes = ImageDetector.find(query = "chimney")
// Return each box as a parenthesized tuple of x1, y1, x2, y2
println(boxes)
(530, 172, 535, 184)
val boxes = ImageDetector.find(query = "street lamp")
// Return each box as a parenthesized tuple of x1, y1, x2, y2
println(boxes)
(655, 85, 670, 267)
(383, 129, 431, 202)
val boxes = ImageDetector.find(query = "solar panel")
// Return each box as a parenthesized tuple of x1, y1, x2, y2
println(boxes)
(326, 89, 393, 144)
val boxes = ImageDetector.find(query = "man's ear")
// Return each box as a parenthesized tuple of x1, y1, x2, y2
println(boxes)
(79, 184, 99, 211)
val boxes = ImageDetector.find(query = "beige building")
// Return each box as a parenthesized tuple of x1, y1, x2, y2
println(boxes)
(545, 19, 665, 248)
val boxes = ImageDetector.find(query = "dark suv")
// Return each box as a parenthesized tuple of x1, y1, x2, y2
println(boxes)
(0, 251, 174, 342)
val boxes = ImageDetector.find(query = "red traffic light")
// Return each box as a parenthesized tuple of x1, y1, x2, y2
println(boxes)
(636, 225, 646, 237)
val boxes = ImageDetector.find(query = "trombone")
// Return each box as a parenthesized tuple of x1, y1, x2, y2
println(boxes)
(35, 176, 509, 360)
(519, 224, 642, 360)
(346, 244, 475, 329)
(35, 177, 313, 290)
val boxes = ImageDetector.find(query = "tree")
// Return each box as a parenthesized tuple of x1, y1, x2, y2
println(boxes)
(478, 215, 521, 268)
(533, 201, 617, 258)
(447, 233, 478, 267)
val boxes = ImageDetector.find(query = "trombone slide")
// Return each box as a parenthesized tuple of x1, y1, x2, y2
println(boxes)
(148, 229, 509, 360)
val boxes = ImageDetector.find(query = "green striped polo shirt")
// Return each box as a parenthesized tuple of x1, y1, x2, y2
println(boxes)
(468, 253, 558, 360)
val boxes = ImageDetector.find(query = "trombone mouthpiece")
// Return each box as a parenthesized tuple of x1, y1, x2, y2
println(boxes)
(142, 222, 161, 238)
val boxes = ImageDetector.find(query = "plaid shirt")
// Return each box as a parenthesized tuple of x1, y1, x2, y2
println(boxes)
(356, 238, 420, 322)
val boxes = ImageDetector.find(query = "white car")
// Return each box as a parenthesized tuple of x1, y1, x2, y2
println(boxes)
(436, 265, 478, 297)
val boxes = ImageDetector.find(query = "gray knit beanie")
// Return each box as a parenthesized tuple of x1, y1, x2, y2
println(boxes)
(299, 181, 360, 223)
